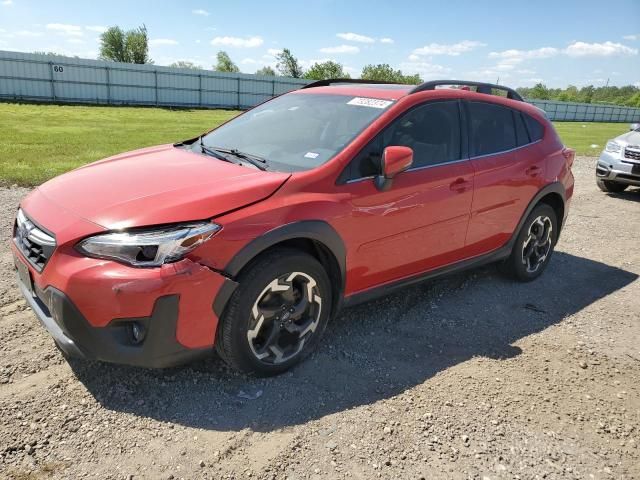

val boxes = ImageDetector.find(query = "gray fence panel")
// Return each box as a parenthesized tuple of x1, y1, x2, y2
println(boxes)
(1, 50, 639, 121)
(527, 99, 640, 122)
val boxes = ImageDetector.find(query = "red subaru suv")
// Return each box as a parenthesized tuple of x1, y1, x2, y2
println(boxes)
(12, 80, 574, 375)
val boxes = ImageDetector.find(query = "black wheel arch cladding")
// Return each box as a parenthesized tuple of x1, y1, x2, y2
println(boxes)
(213, 220, 346, 318)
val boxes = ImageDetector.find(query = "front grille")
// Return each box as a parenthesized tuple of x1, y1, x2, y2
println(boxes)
(616, 173, 640, 182)
(13, 209, 56, 271)
(624, 147, 640, 163)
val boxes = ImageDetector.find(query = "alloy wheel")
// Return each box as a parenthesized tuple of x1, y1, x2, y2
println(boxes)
(247, 272, 322, 364)
(521, 215, 553, 273)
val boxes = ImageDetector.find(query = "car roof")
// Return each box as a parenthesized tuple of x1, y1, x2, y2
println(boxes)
(292, 81, 545, 119)
(292, 84, 412, 100)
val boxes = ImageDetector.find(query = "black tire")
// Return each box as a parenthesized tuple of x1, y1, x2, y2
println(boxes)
(596, 178, 627, 193)
(216, 248, 332, 376)
(501, 203, 558, 282)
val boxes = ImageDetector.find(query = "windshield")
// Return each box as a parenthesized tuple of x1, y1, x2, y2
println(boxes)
(200, 93, 393, 172)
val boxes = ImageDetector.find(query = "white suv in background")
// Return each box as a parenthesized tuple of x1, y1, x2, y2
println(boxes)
(596, 123, 640, 192)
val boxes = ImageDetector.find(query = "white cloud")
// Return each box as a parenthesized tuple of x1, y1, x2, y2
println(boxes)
(67, 38, 85, 45)
(150, 38, 179, 46)
(408, 53, 420, 61)
(336, 32, 374, 43)
(46, 23, 84, 37)
(516, 69, 536, 75)
(380, 37, 394, 44)
(266, 48, 281, 56)
(413, 40, 486, 56)
(211, 36, 263, 48)
(623, 34, 638, 41)
(319, 44, 360, 54)
(488, 47, 558, 64)
(15, 30, 43, 37)
(241, 58, 258, 64)
(85, 26, 107, 33)
(489, 42, 637, 64)
(564, 41, 637, 57)
(192, 9, 210, 16)
(519, 77, 544, 86)
(299, 57, 333, 68)
(400, 61, 451, 78)
(1, 0, 13, 6)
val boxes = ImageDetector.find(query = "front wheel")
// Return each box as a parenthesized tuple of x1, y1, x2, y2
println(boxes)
(596, 178, 627, 193)
(501, 203, 558, 282)
(216, 248, 332, 376)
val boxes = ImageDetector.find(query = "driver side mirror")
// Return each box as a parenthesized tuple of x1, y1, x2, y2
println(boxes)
(374, 146, 413, 191)
(630, 123, 640, 131)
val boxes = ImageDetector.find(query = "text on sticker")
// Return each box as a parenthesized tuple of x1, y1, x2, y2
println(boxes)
(347, 97, 394, 109)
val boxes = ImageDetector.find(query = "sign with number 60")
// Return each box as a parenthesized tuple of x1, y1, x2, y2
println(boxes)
(53, 65, 64, 73)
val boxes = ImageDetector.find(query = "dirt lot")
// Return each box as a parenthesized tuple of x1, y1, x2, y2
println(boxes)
(0, 157, 638, 480)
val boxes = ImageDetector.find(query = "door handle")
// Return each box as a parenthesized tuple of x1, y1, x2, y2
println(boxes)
(449, 178, 470, 192)
(525, 165, 541, 177)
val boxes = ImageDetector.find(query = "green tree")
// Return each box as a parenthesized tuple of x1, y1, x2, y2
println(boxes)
(275, 48, 303, 78)
(526, 83, 551, 100)
(303, 61, 350, 80)
(99, 25, 150, 64)
(360, 64, 422, 85)
(169, 61, 201, 70)
(579, 85, 595, 104)
(33, 51, 78, 58)
(517, 83, 640, 106)
(214, 51, 240, 73)
(255, 65, 276, 76)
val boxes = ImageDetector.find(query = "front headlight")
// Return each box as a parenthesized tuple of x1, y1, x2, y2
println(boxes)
(605, 141, 622, 153)
(77, 222, 221, 267)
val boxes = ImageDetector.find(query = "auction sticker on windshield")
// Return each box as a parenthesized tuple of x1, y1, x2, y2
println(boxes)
(347, 97, 394, 109)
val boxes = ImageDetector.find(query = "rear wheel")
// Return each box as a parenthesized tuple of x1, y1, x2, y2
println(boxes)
(501, 203, 558, 282)
(216, 248, 331, 376)
(597, 178, 627, 193)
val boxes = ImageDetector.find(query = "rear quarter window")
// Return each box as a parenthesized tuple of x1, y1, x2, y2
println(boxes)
(524, 114, 545, 142)
(514, 111, 530, 147)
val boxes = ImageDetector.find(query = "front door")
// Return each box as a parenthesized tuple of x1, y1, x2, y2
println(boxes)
(335, 100, 474, 294)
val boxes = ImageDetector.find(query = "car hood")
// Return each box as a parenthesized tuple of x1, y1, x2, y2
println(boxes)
(35, 144, 290, 229)
(616, 130, 640, 146)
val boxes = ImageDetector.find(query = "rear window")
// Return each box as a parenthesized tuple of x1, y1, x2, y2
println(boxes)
(468, 102, 516, 157)
(524, 114, 544, 142)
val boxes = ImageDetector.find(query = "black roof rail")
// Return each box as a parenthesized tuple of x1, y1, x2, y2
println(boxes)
(409, 80, 524, 101)
(301, 78, 403, 89)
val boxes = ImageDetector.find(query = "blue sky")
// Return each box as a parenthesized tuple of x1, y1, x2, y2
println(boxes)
(1, 0, 639, 88)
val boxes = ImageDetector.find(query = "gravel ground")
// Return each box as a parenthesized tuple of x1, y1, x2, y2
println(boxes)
(0, 157, 639, 480)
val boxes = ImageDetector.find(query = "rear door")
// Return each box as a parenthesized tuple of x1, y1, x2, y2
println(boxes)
(335, 100, 474, 293)
(464, 101, 546, 255)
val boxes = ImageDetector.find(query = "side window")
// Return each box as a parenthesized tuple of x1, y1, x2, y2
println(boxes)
(384, 101, 461, 169)
(523, 113, 544, 142)
(514, 111, 530, 146)
(344, 101, 462, 180)
(347, 134, 384, 180)
(468, 102, 516, 157)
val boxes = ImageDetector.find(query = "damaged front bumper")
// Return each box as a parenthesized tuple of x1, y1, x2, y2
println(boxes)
(13, 242, 237, 368)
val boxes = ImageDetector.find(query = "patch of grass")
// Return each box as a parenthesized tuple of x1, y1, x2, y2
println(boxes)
(552, 121, 631, 157)
(0, 102, 633, 185)
(0, 103, 239, 186)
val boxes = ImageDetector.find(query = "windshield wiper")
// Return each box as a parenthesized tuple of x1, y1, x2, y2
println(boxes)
(200, 143, 239, 165)
(210, 147, 269, 171)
